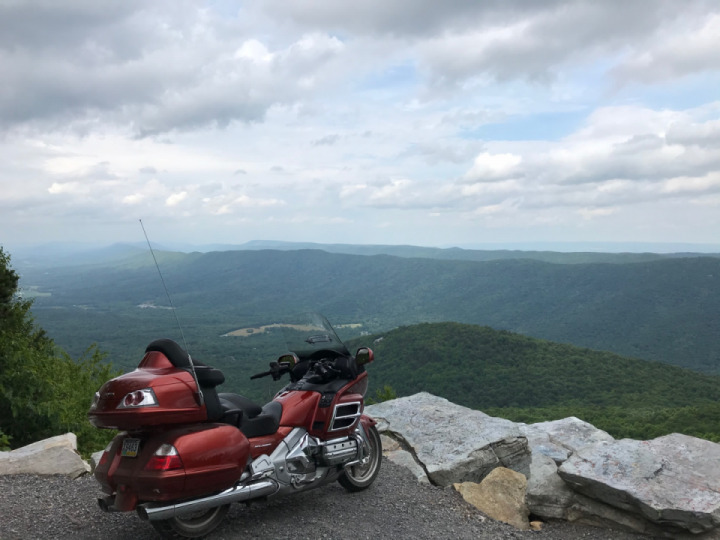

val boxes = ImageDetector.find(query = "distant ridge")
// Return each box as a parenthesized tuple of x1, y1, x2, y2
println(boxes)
(235, 240, 719, 265)
(10, 239, 720, 267)
(21, 248, 720, 375)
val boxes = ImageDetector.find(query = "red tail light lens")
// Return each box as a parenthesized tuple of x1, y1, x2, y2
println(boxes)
(145, 443, 183, 471)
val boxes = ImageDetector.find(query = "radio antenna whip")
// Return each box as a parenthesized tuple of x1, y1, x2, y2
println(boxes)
(139, 219, 204, 405)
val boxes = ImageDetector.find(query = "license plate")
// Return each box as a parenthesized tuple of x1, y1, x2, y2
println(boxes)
(121, 438, 141, 458)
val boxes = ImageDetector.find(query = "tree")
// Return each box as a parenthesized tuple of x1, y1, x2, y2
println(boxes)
(0, 246, 119, 454)
(366, 384, 397, 405)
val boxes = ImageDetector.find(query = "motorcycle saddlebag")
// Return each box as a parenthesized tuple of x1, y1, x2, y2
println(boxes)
(95, 424, 250, 510)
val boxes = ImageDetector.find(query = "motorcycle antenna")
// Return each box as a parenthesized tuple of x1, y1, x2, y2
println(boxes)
(139, 219, 204, 405)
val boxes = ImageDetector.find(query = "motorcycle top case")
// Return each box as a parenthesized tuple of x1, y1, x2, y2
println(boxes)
(89, 350, 210, 430)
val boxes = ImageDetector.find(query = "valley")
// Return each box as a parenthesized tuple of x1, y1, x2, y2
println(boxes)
(13, 242, 720, 440)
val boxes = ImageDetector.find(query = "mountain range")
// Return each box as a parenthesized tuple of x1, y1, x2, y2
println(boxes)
(18, 243, 720, 376)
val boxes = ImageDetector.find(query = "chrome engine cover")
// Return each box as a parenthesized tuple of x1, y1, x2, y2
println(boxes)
(250, 427, 362, 494)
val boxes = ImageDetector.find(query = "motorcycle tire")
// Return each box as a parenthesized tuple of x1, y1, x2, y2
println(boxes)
(338, 424, 382, 492)
(149, 504, 230, 539)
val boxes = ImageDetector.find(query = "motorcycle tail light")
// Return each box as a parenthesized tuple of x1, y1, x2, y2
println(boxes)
(117, 388, 158, 409)
(145, 444, 183, 471)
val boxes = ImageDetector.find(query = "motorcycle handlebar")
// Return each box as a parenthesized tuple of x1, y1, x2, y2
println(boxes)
(251, 357, 341, 382)
(251, 362, 291, 381)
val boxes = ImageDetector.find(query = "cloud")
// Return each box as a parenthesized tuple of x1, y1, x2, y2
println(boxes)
(452, 104, 720, 215)
(666, 117, 720, 148)
(263, 0, 717, 89)
(312, 134, 340, 146)
(259, 0, 567, 37)
(611, 12, 720, 85)
(464, 152, 523, 182)
(165, 192, 188, 206)
(0, 3, 346, 136)
(2, 1, 720, 247)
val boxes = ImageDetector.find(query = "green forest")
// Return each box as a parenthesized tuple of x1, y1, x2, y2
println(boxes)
(352, 322, 720, 442)
(19, 246, 720, 376)
(0, 247, 120, 455)
(5, 243, 720, 453)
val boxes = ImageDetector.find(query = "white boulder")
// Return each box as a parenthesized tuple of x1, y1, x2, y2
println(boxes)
(0, 433, 90, 479)
(366, 392, 531, 486)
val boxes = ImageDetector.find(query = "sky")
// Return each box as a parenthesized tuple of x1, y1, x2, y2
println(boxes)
(2, 0, 720, 252)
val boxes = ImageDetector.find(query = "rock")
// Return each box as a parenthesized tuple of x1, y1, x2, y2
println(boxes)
(367, 392, 531, 486)
(525, 450, 575, 519)
(520, 417, 614, 520)
(381, 431, 430, 483)
(0, 433, 90, 478)
(90, 450, 106, 474)
(386, 446, 431, 484)
(369, 394, 720, 536)
(559, 433, 720, 534)
(520, 417, 615, 464)
(454, 467, 530, 530)
(566, 492, 672, 536)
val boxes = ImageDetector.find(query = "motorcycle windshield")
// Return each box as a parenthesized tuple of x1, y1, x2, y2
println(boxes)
(280, 313, 350, 361)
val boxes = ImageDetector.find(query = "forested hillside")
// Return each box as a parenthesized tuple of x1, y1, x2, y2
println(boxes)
(351, 322, 720, 441)
(0, 247, 119, 455)
(11, 240, 720, 444)
(20, 248, 720, 375)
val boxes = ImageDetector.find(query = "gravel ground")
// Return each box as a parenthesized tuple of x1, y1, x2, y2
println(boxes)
(0, 459, 651, 540)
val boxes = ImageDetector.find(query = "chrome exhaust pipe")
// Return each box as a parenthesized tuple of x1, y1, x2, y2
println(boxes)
(137, 479, 278, 521)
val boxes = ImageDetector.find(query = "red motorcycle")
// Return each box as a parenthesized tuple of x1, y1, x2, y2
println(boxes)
(89, 314, 381, 539)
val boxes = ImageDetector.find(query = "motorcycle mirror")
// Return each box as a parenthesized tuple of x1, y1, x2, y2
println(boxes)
(277, 353, 299, 368)
(355, 347, 374, 366)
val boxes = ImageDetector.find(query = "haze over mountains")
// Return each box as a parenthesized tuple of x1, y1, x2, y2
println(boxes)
(16, 241, 720, 376)
(11, 240, 720, 441)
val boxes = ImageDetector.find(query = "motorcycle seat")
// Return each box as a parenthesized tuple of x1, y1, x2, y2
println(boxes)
(240, 401, 282, 438)
(218, 394, 283, 438)
(218, 393, 263, 418)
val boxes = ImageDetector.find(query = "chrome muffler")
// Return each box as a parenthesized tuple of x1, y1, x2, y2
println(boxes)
(136, 479, 278, 521)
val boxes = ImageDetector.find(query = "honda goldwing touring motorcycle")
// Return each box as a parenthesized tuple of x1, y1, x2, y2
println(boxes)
(88, 314, 380, 539)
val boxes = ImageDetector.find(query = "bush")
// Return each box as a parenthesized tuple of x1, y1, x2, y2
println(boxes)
(0, 247, 120, 456)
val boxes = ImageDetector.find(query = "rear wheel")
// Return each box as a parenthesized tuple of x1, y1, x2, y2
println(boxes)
(149, 504, 229, 539)
(338, 424, 382, 492)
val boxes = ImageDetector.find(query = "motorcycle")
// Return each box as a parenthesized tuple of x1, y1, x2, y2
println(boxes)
(88, 313, 381, 539)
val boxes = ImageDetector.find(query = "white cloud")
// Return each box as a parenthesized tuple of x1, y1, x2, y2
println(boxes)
(235, 39, 274, 63)
(2, 1, 720, 248)
(612, 12, 720, 85)
(165, 192, 188, 206)
(464, 153, 523, 182)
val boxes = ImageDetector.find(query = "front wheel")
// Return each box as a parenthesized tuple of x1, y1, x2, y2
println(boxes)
(338, 424, 382, 492)
(149, 504, 229, 539)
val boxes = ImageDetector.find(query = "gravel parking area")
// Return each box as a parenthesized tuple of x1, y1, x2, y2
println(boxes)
(0, 459, 650, 539)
